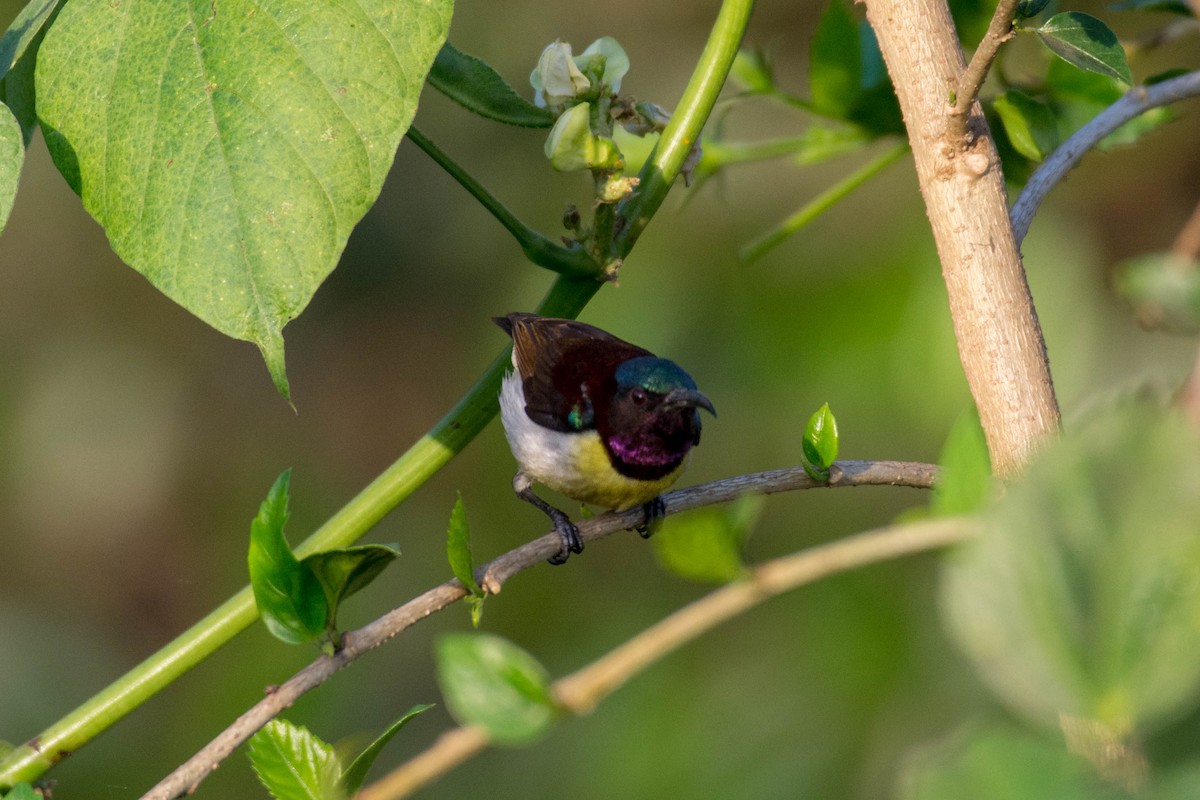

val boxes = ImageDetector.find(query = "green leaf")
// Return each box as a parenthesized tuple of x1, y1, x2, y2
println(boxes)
(802, 402, 840, 477)
(341, 704, 434, 794)
(931, 410, 992, 517)
(429, 43, 554, 128)
(992, 90, 1060, 161)
(445, 493, 485, 625)
(941, 405, 1200, 733)
(1115, 253, 1200, 333)
(248, 719, 344, 800)
(0, 104, 22, 235)
(446, 493, 482, 596)
(0, 0, 60, 80)
(652, 496, 761, 583)
(1035, 12, 1133, 85)
(1016, 0, 1052, 19)
(0, 0, 60, 146)
(436, 634, 557, 746)
(900, 724, 1122, 800)
(2, 784, 40, 800)
(810, 0, 861, 118)
(303, 544, 399, 628)
(248, 470, 328, 646)
(35, 0, 453, 399)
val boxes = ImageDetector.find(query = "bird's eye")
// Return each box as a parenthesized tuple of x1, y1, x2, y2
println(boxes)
(630, 387, 648, 405)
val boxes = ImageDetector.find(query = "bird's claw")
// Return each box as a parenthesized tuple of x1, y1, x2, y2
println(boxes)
(635, 496, 667, 539)
(547, 511, 584, 565)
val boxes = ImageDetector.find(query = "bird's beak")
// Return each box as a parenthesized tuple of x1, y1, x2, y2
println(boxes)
(663, 387, 717, 417)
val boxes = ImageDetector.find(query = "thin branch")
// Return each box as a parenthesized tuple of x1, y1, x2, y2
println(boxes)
(138, 460, 938, 800)
(949, 0, 1021, 141)
(1011, 71, 1200, 245)
(357, 515, 978, 800)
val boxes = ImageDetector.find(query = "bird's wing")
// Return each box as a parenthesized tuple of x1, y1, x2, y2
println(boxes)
(494, 313, 650, 432)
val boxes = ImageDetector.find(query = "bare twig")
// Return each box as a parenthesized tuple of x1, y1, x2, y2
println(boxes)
(949, 0, 1022, 141)
(138, 460, 938, 800)
(1012, 71, 1200, 245)
(357, 516, 978, 800)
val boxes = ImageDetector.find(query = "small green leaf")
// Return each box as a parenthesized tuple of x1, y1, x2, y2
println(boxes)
(802, 402, 840, 476)
(1016, 0, 1052, 19)
(931, 410, 993, 516)
(248, 719, 344, 800)
(810, 0, 861, 118)
(429, 43, 555, 128)
(992, 90, 1060, 161)
(303, 544, 399, 628)
(1035, 12, 1133, 85)
(2, 784, 39, 800)
(247, 470, 328, 646)
(436, 634, 557, 746)
(652, 496, 761, 583)
(341, 704, 435, 794)
(446, 493, 482, 597)
(0, 103, 23, 235)
(900, 724, 1121, 800)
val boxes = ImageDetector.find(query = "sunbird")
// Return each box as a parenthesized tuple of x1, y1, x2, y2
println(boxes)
(495, 312, 716, 564)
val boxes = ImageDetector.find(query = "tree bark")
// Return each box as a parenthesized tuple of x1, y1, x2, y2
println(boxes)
(861, 0, 1061, 476)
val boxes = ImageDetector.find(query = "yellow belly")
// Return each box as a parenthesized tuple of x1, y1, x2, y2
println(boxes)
(535, 430, 686, 511)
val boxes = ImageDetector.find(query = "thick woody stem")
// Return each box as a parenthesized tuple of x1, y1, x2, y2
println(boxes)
(862, 0, 1061, 476)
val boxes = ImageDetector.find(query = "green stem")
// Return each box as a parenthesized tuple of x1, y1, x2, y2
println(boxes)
(739, 139, 909, 264)
(0, 0, 756, 785)
(404, 126, 600, 279)
(612, 0, 756, 259)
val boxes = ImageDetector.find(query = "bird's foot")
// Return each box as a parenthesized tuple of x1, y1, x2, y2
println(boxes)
(547, 509, 585, 565)
(635, 496, 667, 539)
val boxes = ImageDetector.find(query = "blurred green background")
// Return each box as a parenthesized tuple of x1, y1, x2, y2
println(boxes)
(1, 0, 1198, 797)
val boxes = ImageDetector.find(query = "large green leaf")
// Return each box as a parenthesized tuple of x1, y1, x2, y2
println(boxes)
(941, 406, 1200, 733)
(247, 719, 344, 800)
(35, 0, 453, 399)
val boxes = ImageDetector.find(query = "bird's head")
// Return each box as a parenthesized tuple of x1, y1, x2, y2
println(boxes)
(600, 356, 716, 479)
